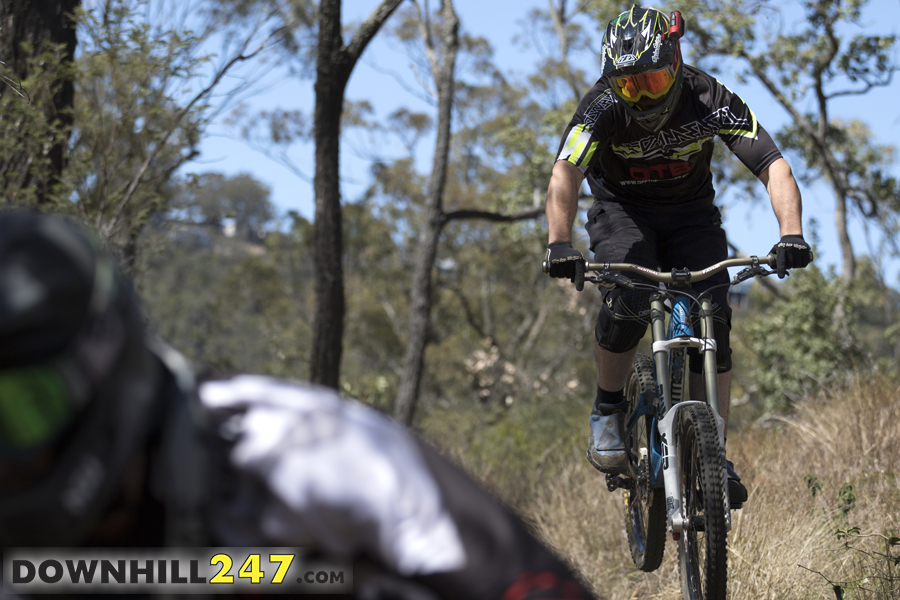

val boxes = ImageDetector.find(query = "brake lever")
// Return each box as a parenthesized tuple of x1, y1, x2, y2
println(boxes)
(596, 272, 634, 289)
(731, 265, 778, 285)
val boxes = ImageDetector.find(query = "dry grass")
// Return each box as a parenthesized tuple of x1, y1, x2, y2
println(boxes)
(429, 376, 900, 599)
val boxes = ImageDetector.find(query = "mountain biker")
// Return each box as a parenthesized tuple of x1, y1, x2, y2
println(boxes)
(544, 6, 812, 504)
(0, 210, 593, 600)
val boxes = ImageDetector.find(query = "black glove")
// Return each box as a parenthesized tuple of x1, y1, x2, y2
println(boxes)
(545, 241, 585, 291)
(770, 234, 813, 279)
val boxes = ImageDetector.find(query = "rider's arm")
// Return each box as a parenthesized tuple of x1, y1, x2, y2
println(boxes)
(546, 160, 585, 244)
(758, 157, 803, 237)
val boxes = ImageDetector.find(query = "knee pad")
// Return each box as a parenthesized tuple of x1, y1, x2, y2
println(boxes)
(595, 287, 652, 353)
(688, 303, 732, 373)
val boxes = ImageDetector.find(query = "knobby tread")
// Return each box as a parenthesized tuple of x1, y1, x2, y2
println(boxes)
(678, 403, 728, 600)
(624, 354, 666, 572)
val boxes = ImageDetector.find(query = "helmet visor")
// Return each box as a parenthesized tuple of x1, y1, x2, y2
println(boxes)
(612, 65, 677, 103)
(0, 367, 71, 455)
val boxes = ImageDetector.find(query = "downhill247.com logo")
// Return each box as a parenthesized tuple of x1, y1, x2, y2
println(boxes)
(4, 548, 351, 594)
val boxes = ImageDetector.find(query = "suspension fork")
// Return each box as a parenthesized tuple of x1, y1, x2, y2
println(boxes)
(699, 294, 733, 524)
(649, 293, 671, 412)
(698, 296, 727, 449)
(699, 296, 721, 420)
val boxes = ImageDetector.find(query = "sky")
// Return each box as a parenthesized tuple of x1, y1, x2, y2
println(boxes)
(185, 0, 900, 283)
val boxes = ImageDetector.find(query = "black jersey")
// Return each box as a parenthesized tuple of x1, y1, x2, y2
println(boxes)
(556, 64, 782, 208)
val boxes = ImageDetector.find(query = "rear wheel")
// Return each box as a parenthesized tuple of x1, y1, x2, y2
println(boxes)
(677, 404, 727, 600)
(623, 354, 666, 572)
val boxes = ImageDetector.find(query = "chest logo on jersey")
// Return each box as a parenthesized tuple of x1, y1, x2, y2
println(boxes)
(626, 161, 692, 183)
(611, 106, 754, 161)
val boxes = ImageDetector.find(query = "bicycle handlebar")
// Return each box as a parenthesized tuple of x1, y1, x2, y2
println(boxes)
(542, 254, 776, 284)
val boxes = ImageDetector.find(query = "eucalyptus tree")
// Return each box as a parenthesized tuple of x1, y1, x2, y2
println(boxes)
(310, 0, 405, 388)
(389, 1, 613, 424)
(681, 0, 899, 283)
(0, 0, 79, 205)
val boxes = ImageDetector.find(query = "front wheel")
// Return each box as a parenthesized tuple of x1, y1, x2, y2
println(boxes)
(677, 403, 728, 600)
(623, 354, 666, 572)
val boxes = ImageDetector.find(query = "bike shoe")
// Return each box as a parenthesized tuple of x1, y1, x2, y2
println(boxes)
(587, 411, 628, 475)
(726, 460, 749, 504)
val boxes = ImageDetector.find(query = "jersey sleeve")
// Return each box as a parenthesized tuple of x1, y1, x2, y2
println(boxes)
(711, 79, 782, 176)
(555, 83, 617, 172)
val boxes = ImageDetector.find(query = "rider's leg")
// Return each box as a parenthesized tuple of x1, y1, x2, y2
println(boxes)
(587, 287, 651, 474)
(583, 200, 658, 475)
(594, 340, 639, 395)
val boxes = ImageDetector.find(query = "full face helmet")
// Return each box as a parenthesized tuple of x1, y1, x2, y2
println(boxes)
(0, 210, 163, 546)
(601, 6, 685, 132)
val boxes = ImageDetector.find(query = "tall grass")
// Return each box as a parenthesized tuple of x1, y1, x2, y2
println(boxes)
(421, 375, 900, 599)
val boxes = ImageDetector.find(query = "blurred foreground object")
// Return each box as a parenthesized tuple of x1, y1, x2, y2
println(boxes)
(0, 210, 593, 599)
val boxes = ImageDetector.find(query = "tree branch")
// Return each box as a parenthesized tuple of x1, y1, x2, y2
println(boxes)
(107, 19, 288, 235)
(737, 49, 853, 196)
(445, 284, 486, 338)
(547, 0, 582, 102)
(826, 69, 896, 99)
(344, 0, 405, 66)
(443, 206, 545, 223)
(411, 0, 441, 78)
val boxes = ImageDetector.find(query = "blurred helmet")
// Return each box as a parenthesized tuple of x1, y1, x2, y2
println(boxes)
(601, 5, 685, 132)
(0, 210, 163, 546)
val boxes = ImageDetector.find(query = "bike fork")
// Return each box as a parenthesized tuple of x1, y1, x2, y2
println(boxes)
(649, 296, 733, 534)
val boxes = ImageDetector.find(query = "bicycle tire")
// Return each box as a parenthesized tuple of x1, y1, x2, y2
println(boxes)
(677, 403, 728, 600)
(624, 354, 666, 572)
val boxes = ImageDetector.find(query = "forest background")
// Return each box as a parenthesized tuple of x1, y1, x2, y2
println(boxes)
(2, 0, 900, 597)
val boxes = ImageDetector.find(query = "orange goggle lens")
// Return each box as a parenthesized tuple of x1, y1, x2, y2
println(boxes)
(612, 67, 676, 102)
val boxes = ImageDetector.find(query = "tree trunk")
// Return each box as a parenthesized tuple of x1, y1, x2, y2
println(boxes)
(0, 0, 79, 204)
(394, 0, 459, 425)
(309, 0, 403, 388)
(833, 189, 855, 283)
(309, 0, 349, 389)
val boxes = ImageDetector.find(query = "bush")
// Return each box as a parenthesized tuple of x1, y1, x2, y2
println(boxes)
(740, 264, 867, 412)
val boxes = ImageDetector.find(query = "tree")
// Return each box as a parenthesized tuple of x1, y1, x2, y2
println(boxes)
(520, 0, 595, 104)
(390, 1, 597, 424)
(683, 0, 899, 283)
(392, 0, 460, 424)
(0, 0, 79, 204)
(176, 173, 274, 242)
(309, 0, 405, 389)
(68, 0, 286, 268)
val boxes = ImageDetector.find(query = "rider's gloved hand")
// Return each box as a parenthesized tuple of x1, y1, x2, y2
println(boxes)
(770, 234, 813, 279)
(546, 241, 585, 291)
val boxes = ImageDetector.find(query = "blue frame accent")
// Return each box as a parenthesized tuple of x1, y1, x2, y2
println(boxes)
(667, 296, 693, 338)
(648, 296, 694, 488)
(649, 413, 664, 488)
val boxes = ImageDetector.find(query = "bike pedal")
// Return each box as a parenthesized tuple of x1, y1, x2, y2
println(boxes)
(730, 503, 743, 510)
(605, 474, 634, 492)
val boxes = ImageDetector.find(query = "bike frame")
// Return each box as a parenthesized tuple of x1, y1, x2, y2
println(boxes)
(651, 292, 729, 534)
(580, 255, 776, 535)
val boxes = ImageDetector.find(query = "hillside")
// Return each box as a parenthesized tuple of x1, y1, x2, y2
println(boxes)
(422, 376, 900, 599)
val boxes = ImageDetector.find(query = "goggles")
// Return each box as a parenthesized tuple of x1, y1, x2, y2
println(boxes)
(611, 64, 677, 103)
(0, 365, 73, 456)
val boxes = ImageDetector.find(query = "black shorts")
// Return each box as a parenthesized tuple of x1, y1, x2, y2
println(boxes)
(585, 200, 731, 299)
(585, 199, 733, 371)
